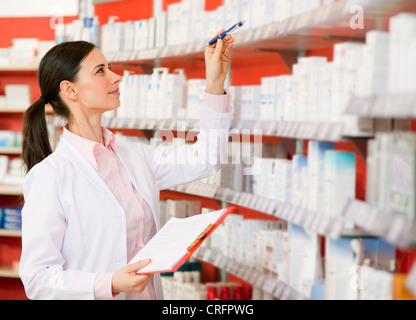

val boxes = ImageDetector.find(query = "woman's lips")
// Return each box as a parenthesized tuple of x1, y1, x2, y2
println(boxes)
(108, 89, 120, 95)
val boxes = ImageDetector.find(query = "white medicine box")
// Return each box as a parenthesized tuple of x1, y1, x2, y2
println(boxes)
(5, 85, 31, 108)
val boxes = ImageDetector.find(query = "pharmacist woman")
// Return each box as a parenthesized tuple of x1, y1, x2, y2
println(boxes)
(19, 32, 234, 300)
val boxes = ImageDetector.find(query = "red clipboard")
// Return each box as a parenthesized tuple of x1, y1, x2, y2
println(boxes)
(136, 206, 236, 275)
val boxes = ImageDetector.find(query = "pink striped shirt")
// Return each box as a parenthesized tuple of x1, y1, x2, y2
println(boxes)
(63, 91, 231, 300)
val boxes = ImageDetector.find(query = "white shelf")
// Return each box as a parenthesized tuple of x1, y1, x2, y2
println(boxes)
(0, 107, 27, 113)
(0, 229, 21, 238)
(101, 116, 373, 142)
(93, 0, 126, 4)
(0, 265, 19, 279)
(106, 0, 416, 65)
(0, 66, 37, 72)
(168, 182, 367, 240)
(232, 120, 356, 141)
(346, 94, 416, 119)
(0, 185, 23, 196)
(101, 117, 199, 132)
(342, 199, 416, 249)
(0, 106, 54, 114)
(0, 147, 22, 155)
(195, 247, 307, 300)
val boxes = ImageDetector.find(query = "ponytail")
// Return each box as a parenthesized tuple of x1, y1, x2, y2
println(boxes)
(22, 99, 52, 173)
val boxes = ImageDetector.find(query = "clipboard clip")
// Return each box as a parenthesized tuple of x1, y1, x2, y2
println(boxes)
(187, 224, 214, 252)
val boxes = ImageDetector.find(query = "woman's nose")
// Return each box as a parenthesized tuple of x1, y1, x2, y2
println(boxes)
(111, 70, 122, 84)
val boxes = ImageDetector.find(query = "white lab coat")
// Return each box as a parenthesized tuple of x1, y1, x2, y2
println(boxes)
(19, 106, 232, 300)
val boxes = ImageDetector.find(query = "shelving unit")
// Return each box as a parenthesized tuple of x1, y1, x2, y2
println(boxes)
(0, 265, 19, 279)
(106, 0, 416, 64)
(0, 66, 37, 72)
(0, 223, 21, 281)
(343, 199, 416, 249)
(0, 229, 22, 238)
(104, 0, 416, 300)
(0, 185, 23, 196)
(0, 107, 28, 113)
(346, 93, 416, 119)
(0, 147, 21, 155)
(194, 246, 307, 300)
(1, 0, 415, 300)
(0, 45, 32, 301)
(168, 181, 361, 240)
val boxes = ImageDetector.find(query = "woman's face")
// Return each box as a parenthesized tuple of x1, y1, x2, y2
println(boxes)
(73, 48, 122, 114)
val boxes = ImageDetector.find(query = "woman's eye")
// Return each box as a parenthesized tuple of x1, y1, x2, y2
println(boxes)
(97, 68, 104, 74)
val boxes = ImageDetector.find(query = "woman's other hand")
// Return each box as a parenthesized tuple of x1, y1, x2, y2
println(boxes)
(112, 259, 153, 295)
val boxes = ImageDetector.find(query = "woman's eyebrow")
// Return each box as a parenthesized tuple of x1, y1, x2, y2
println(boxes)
(92, 63, 110, 71)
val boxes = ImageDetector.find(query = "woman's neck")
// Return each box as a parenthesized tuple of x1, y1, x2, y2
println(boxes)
(68, 114, 104, 145)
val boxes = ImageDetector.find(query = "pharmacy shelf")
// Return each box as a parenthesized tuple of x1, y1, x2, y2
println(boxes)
(101, 116, 369, 142)
(169, 181, 366, 240)
(346, 94, 416, 119)
(0, 185, 23, 196)
(0, 66, 37, 72)
(342, 199, 416, 249)
(107, 0, 416, 67)
(0, 265, 19, 279)
(215, 186, 366, 239)
(232, 120, 350, 141)
(0, 107, 27, 113)
(93, 0, 126, 4)
(101, 117, 199, 132)
(0, 106, 57, 114)
(230, 0, 416, 61)
(0, 229, 22, 238)
(194, 247, 307, 301)
(0, 147, 21, 155)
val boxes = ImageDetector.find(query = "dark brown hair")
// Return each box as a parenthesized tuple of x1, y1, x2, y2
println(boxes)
(22, 41, 95, 172)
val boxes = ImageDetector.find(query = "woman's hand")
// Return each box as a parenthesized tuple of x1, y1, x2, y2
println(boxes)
(205, 30, 234, 95)
(112, 259, 154, 295)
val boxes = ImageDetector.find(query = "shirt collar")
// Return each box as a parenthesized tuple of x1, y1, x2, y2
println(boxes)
(62, 125, 116, 170)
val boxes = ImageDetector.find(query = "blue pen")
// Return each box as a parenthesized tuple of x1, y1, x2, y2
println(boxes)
(208, 21, 245, 46)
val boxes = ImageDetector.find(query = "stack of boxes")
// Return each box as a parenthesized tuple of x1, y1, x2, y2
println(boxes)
(206, 140, 357, 226)
(159, 200, 201, 227)
(325, 238, 396, 300)
(388, 13, 416, 94)
(114, 68, 188, 121)
(105, 13, 416, 139)
(0, 156, 25, 187)
(0, 85, 31, 110)
(161, 269, 244, 300)
(0, 131, 22, 148)
(356, 31, 390, 97)
(0, 208, 22, 231)
(366, 132, 416, 222)
(307, 142, 335, 214)
(99, 0, 337, 55)
(323, 151, 356, 229)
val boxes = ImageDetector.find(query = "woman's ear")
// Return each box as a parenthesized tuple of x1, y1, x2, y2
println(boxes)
(60, 80, 77, 101)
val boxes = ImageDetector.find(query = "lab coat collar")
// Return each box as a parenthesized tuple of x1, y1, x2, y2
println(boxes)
(62, 125, 117, 171)
(55, 135, 158, 230)
(55, 136, 123, 208)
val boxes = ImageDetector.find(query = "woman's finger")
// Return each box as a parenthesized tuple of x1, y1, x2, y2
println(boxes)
(208, 29, 226, 48)
(223, 41, 234, 58)
(125, 259, 152, 273)
(213, 38, 224, 60)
